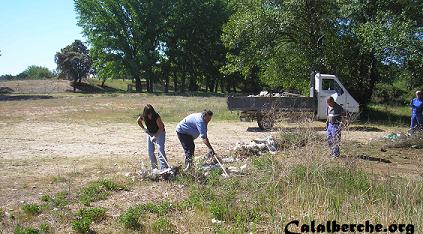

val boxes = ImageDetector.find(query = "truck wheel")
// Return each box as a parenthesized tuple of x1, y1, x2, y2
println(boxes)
(258, 118, 273, 130)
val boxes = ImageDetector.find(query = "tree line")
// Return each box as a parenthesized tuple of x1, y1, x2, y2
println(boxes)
(71, 0, 422, 105)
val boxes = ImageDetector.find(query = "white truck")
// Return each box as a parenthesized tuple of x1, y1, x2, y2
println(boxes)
(227, 73, 360, 130)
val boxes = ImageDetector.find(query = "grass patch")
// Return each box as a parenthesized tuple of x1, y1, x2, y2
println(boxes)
(119, 201, 173, 230)
(71, 207, 106, 234)
(173, 150, 423, 232)
(40, 191, 70, 208)
(361, 104, 410, 126)
(0, 207, 4, 220)
(151, 217, 175, 233)
(14, 223, 50, 234)
(79, 179, 126, 206)
(21, 204, 41, 216)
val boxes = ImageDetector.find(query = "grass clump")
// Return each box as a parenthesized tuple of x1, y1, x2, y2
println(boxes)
(119, 206, 143, 230)
(151, 217, 174, 233)
(21, 204, 41, 216)
(71, 207, 106, 234)
(40, 191, 69, 208)
(0, 207, 4, 220)
(119, 201, 173, 230)
(79, 179, 125, 206)
(14, 223, 50, 234)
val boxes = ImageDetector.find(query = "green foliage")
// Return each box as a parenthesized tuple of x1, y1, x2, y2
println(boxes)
(55, 40, 91, 91)
(21, 204, 41, 216)
(17, 66, 54, 80)
(151, 217, 174, 233)
(14, 223, 50, 234)
(119, 206, 143, 230)
(119, 201, 173, 230)
(41, 192, 69, 208)
(71, 207, 106, 234)
(79, 179, 125, 206)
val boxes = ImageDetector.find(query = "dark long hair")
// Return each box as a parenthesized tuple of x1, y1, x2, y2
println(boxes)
(143, 104, 157, 120)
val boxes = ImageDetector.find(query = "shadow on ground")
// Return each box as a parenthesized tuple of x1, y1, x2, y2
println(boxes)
(353, 154, 392, 163)
(0, 95, 54, 101)
(360, 108, 410, 126)
(247, 127, 272, 132)
(0, 87, 14, 94)
(71, 82, 123, 93)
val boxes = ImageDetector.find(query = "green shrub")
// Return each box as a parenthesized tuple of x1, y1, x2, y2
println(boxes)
(71, 207, 106, 234)
(119, 207, 143, 230)
(40, 192, 69, 208)
(14, 223, 50, 234)
(151, 217, 174, 233)
(119, 202, 173, 230)
(21, 204, 41, 216)
(79, 179, 125, 205)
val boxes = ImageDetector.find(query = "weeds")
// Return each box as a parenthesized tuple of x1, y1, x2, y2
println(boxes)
(119, 201, 173, 230)
(21, 204, 41, 216)
(14, 223, 50, 234)
(0, 207, 4, 220)
(71, 207, 106, 234)
(79, 179, 126, 206)
(40, 192, 69, 208)
(151, 217, 174, 233)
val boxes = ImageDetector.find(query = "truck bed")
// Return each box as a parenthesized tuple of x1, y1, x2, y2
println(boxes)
(227, 96, 316, 112)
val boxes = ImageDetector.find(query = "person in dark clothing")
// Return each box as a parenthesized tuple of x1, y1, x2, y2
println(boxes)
(326, 96, 345, 157)
(137, 104, 168, 172)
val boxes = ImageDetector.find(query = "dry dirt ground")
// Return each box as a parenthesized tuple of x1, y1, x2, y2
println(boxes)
(0, 93, 420, 232)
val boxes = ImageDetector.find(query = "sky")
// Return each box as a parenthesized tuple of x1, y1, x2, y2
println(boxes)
(0, 1, 84, 75)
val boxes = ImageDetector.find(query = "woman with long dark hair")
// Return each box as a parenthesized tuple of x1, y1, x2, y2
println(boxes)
(137, 104, 167, 172)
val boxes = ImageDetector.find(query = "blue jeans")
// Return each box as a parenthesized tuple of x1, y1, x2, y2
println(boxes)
(409, 114, 423, 133)
(147, 131, 168, 169)
(327, 123, 341, 157)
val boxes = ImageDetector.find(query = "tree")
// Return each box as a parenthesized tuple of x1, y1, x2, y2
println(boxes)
(18, 65, 54, 80)
(163, 0, 230, 93)
(222, 0, 338, 94)
(55, 40, 92, 92)
(75, 0, 168, 92)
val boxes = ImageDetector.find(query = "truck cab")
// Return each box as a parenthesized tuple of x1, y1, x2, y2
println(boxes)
(312, 73, 359, 119)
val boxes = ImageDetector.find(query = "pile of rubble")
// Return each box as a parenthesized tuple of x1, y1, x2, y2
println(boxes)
(248, 91, 302, 98)
(138, 135, 279, 180)
(233, 135, 278, 159)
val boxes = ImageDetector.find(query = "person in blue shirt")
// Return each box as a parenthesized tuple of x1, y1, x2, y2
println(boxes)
(409, 91, 423, 135)
(176, 110, 215, 171)
(137, 104, 168, 173)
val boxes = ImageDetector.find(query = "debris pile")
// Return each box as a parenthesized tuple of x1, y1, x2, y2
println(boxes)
(247, 91, 302, 97)
(233, 135, 278, 159)
(384, 131, 423, 149)
(138, 166, 180, 181)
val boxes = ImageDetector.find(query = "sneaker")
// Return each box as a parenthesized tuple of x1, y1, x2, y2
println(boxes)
(151, 168, 160, 175)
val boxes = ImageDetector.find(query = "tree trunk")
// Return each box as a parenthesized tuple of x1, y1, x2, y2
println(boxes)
(214, 78, 219, 93)
(135, 77, 143, 92)
(164, 66, 169, 93)
(101, 79, 106, 87)
(173, 71, 178, 93)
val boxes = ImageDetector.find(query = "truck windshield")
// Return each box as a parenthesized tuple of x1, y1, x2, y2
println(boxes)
(322, 79, 344, 96)
(322, 79, 335, 91)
